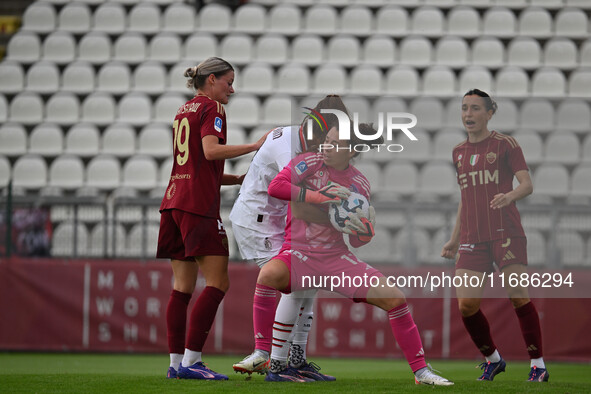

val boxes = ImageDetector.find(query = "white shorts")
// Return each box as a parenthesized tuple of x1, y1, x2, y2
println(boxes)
(231, 223, 284, 266)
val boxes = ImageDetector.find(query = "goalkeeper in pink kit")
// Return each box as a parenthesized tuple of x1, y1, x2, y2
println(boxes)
(252, 122, 453, 385)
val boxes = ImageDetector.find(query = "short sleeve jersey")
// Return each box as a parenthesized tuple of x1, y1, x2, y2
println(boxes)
(160, 95, 227, 218)
(452, 131, 528, 244)
(283, 152, 371, 253)
(229, 126, 300, 235)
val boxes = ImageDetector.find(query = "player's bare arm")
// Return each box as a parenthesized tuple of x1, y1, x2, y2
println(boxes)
(202, 131, 271, 161)
(441, 201, 462, 259)
(221, 173, 245, 185)
(490, 170, 533, 209)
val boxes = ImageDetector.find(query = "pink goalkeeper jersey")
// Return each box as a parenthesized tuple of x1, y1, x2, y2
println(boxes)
(269, 152, 371, 253)
(452, 131, 528, 244)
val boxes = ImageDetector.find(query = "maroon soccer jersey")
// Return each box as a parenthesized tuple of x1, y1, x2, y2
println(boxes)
(452, 131, 528, 244)
(160, 95, 227, 218)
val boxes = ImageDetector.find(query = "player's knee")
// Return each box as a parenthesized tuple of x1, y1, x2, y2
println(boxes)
(458, 299, 480, 317)
(367, 286, 406, 310)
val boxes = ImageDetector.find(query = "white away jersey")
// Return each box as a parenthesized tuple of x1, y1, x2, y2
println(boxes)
(229, 126, 301, 236)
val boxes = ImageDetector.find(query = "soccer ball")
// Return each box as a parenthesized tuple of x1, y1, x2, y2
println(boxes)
(328, 191, 370, 233)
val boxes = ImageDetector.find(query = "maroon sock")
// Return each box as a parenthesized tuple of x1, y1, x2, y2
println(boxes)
(166, 290, 192, 354)
(462, 309, 497, 357)
(186, 286, 226, 351)
(515, 301, 543, 359)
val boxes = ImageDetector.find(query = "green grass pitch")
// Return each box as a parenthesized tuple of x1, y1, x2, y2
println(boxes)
(0, 353, 589, 393)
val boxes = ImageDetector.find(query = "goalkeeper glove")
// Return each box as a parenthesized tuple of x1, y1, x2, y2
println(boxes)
(343, 206, 376, 242)
(298, 183, 350, 204)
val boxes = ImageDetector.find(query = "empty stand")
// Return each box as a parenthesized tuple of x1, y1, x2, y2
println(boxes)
(233, 3, 267, 34)
(154, 93, 186, 123)
(568, 69, 591, 98)
(12, 154, 48, 190)
(327, 34, 361, 67)
(340, 5, 373, 36)
(385, 65, 419, 96)
(86, 155, 122, 190)
(137, 123, 172, 159)
(22, 2, 56, 34)
(102, 123, 136, 158)
(290, 34, 324, 66)
(533, 163, 570, 198)
(268, 4, 301, 35)
(0, 60, 24, 94)
(62, 61, 95, 94)
(410, 6, 444, 37)
(312, 63, 347, 95)
(0, 123, 27, 157)
(435, 36, 469, 69)
(133, 61, 167, 94)
(51, 222, 89, 257)
(48, 154, 84, 190)
(6, 31, 41, 64)
(121, 155, 159, 191)
(28, 123, 64, 157)
(45, 92, 80, 125)
(518, 7, 552, 39)
(162, 3, 195, 33)
(363, 35, 396, 67)
(58, 2, 92, 34)
(78, 32, 111, 65)
(183, 33, 217, 62)
(304, 5, 337, 36)
(375, 6, 409, 37)
(9, 92, 43, 126)
(276, 63, 310, 95)
(128, 3, 161, 34)
(93, 3, 126, 34)
(349, 65, 383, 96)
(65, 123, 100, 157)
(556, 99, 591, 133)
(471, 36, 505, 69)
(220, 34, 253, 66)
(255, 34, 289, 66)
(506, 37, 542, 70)
(113, 33, 147, 65)
(544, 131, 581, 166)
(42, 31, 75, 64)
(240, 63, 274, 95)
(198, 3, 231, 34)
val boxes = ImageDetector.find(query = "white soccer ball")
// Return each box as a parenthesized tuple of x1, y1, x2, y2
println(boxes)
(328, 191, 371, 233)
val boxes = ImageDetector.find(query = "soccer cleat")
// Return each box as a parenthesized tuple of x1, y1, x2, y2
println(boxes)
(477, 358, 506, 381)
(177, 361, 228, 380)
(264, 367, 314, 382)
(528, 366, 549, 382)
(167, 367, 177, 379)
(233, 352, 270, 375)
(295, 361, 336, 381)
(414, 365, 454, 386)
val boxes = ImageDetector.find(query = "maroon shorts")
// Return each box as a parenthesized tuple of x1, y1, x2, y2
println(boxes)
(156, 209, 228, 260)
(456, 237, 527, 273)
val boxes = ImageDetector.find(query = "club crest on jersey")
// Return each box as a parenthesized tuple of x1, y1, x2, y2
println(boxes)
(469, 154, 479, 166)
(486, 152, 497, 164)
(295, 160, 308, 175)
(214, 117, 223, 132)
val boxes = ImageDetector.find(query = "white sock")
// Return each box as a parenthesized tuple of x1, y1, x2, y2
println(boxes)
(530, 357, 545, 369)
(271, 293, 300, 365)
(254, 349, 269, 358)
(170, 353, 183, 370)
(181, 349, 202, 367)
(485, 350, 501, 363)
(290, 293, 315, 368)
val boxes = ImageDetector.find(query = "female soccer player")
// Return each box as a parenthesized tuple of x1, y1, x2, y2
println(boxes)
(157, 57, 269, 380)
(230, 95, 350, 381)
(441, 89, 548, 382)
(251, 124, 453, 385)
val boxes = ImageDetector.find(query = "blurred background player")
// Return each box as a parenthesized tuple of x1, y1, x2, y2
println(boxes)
(252, 122, 453, 385)
(157, 57, 270, 380)
(441, 89, 548, 382)
(230, 95, 350, 381)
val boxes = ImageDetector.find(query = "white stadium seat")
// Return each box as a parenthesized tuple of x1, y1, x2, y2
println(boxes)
(62, 61, 95, 94)
(102, 123, 136, 158)
(81, 92, 116, 126)
(113, 33, 147, 65)
(7, 31, 41, 64)
(240, 63, 274, 95)
(0, 60, 24, 94)
(58, 2, 92, 33)
(133, 61, 166, 94)
(78, 32, 111, 65)
(531, 67, 566, 97)
(42, 31, 75, 64)
(571, 164, 591, 198)
(233, 3, 267, 34)
(363, 35, 396, 67)
(291, 34, 324, 66)
(507, 37, 542, 70)
(268, 4, 301, 35)
(26, 61, 59, 94)
(512, 130, 543, 165)
(255, 34, 289, 66)
(519, 98, 555, 133)
(556, 99, 591, 133)
(93, 2, 126, 34)
(29, 123, 64, 157)
(48, 154, 84, 190)
(327, 35, 361, 67)
(86, 155, 122, 190)
(533, 163, 569, 198)
(137, 123, 172, 159)
(555, 8, 589, 39)
(385, 65, 419, 96)
(458, 66, 493, 94)
(544, 131, 580, 166)
(97, 61, 131, 94)
(340, 5, 373, 36)
(9, 92, 43, 125)
(183, 33, 217, 62)
(65, 123, 100, 157)
(518, 7, 552, 39)
(398, 35, 433, 67)
(471, 36, 504, 69)
(122, 155, 159, 191)
(51, 222, 89, 257)
(118, 92, 152, 126)
(410, 6, 444, 37)
(568, 69, 591, 98)
(162, 3, 195, 33)
(261, 94, 293, 125)
(304, 5, 337, 36)
(422, 66, 457, 97)
(149, 33, 182, 65)
(128, 3, 161, 34)
(225, 94, 260, 128)
(220, 34, 253, 66)
(349, 65, 383, 96)
(276, 63, 311, 95)
(45, 92, 80, 125)
(482, 7, 516, 38)
(198, 3, 231, 34)
(22, 2, 56, 33)
(312, 63, 347, 95)
(495, 66, 529, 98)
(153, 93, 186, 123)
(543, 38, 578, 70)
(375, 6, 409, 37)
(435, 36, 469, 69)
(0, 123, 27, 157)
(12, 154, 48, 190)
(447, 6, 480, 38)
